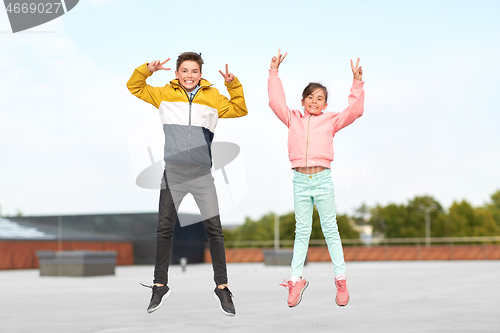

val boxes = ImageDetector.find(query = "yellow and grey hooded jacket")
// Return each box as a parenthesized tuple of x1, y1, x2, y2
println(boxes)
(127, 63, 248, 168)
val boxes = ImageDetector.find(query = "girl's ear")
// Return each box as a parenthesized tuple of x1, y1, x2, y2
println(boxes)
(323, 102, 328, 110)
(301, 99, 305, 107)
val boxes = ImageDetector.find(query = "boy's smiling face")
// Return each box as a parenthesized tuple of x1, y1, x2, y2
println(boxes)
(175, 60, 202, 92)
(301, 88, 328, 115)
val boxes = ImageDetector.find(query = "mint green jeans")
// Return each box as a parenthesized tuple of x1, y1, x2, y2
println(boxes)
(291, 169, 346, 277)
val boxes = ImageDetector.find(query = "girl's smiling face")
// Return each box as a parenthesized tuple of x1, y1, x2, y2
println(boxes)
(302, 88, 328, 115)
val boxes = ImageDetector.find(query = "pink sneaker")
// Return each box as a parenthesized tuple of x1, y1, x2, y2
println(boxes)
(279, 278, 309, 308)
(335, 279, 349, 306)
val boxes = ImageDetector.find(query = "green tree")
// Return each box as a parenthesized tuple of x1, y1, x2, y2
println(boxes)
(371, 203, 410, 238)
(337, 214, 361, 239)
(222, 228, 235, 242)
(369, 204, 387, 237)
(229, 213, 275, 241)
(226, 208, 360, 243)
(368, 196, 444, 238)
(486, 190, 500, 229)
(278, 211, 296, 241)
(474, 207, 500, 236)
(309, 207, 360, 241)
(446, 200, 475, 237)
(446, 199, 500, 237)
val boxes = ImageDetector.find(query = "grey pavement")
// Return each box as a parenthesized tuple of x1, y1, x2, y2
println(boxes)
(1, 261, 500, 333)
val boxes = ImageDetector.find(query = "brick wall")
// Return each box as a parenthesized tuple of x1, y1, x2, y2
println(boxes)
(0, 241, 134, 269)
(204, 245, 500, 263)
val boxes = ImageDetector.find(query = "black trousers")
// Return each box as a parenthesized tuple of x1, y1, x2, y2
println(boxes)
(153, 164, 228, 286)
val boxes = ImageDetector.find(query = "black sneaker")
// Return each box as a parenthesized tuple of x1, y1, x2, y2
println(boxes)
(140, 283, 172, 313)
(212, 286, 236, 316)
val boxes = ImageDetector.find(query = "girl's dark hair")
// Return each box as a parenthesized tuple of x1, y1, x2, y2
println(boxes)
(176, 52, 204, 71)
(302, 82, 328, 102)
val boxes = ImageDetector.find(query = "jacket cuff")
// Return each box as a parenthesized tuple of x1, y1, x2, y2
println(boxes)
(137, 63, 153, 77)
(225, 76, 241, 88)
(269, 69, 279, 77)
(352, 79, 364, 88)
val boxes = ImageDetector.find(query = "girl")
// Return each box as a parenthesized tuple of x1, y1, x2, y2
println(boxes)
(268, 50, 364, 308)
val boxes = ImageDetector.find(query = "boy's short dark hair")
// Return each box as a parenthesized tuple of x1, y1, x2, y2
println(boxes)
(302, 82, 328, 102)
(176, 52, 204, 71)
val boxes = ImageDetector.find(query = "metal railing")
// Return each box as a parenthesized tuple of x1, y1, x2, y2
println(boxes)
(223, 236, 500, 248)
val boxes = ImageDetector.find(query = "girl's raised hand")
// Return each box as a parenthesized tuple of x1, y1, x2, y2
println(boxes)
(219, 64, 235, 83)
(147, 59, 171, 73)
(351, 58, 363, 81)
(271, 49, 287, 69)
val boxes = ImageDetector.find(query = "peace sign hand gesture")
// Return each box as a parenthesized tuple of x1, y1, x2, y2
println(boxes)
(219, 64, 235, 83)
(351, 58, 363, 81)
(271, 49, 287, 69)
(147, 59, 171, 73)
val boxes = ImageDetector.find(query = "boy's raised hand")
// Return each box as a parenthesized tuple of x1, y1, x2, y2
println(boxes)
(351, 58, 363, 81)
(147, 59, 171, 73)
(271, 49, 287, 69)
(219, 64, 235, 83)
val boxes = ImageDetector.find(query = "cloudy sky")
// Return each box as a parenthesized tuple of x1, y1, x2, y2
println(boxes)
(1, 0, 499, 225)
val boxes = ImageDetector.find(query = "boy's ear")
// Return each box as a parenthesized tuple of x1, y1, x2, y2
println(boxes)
(175, 71, 179, 79)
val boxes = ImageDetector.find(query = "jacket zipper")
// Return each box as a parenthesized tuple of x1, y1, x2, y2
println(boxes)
(180, 86, 203, 158)
(305, 114, 312, 166)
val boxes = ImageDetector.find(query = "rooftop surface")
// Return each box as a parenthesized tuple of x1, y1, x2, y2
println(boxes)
(1, 261, 499, 333)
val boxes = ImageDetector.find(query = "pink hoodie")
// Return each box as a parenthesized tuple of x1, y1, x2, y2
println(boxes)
(268, 69, 365, 169)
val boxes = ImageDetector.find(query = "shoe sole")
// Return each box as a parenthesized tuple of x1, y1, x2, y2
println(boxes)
(335, 295, 349, 307)
(289, 281, 309, 308)
(147, 289, 172, 314)
(212, 290, 235, 317)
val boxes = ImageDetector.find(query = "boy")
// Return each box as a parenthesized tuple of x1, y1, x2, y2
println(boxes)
(127, 52, 248, 316)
